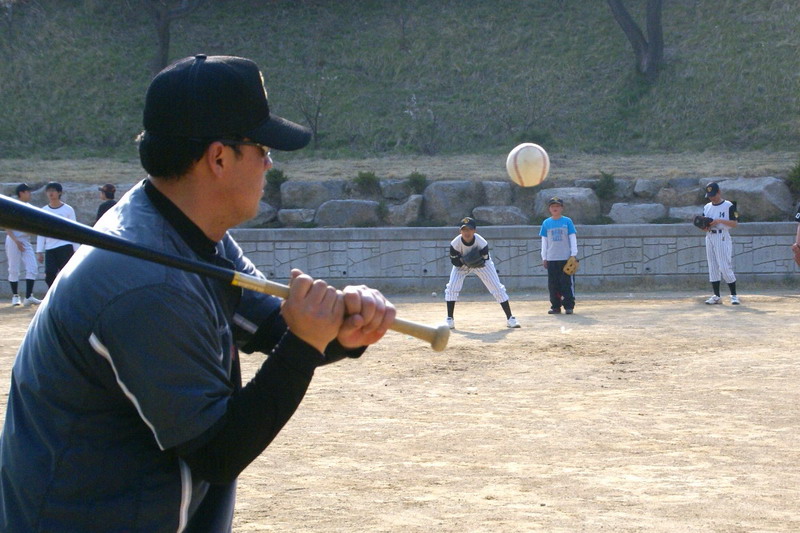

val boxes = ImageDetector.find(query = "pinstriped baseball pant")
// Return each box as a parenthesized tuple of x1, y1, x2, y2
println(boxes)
(5, 235, 37, 282)
(444, 259, 510, 303)
(705, 232, 736, 283)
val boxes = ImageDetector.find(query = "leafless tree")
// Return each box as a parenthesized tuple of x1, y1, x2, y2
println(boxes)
(606, 0, 663, 81)
(143, 0, 207, 74)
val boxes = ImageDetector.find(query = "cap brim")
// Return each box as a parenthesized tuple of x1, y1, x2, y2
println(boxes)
(245, 114, 312, 152)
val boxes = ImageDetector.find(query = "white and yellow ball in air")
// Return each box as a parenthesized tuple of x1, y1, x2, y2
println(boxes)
(506, 143, 550, 187)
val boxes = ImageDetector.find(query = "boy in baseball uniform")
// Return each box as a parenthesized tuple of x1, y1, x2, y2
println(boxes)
(444, 217, 520, 329)
(699, 182, 739, 305)
(4, 183, 41, 306)
(540, 196, 578, 314)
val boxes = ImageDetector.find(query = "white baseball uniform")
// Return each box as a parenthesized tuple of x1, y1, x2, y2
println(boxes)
(444, 233, 510, 303)
(703, 199, 737, 283)
(5, 229, 38, 282)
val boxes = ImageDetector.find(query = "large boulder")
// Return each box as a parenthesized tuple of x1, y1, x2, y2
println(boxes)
(608, 202, 668, 223)
(708, 177, 793, 220)
(633, 179, 664, 199)
(481, 181, 513, 206)
(277, 208, 315, 227)
(315, 199, 381, 228)
(668, 205, 703, 222)
(532, 187, 600, 224)
(281, 180, 346, 209)
(655, 177, 705, 207)
(423, 181, 483, 225)
(237, 202, 278, 228)
(379, 179, 413, 201)
(386, 195, 423, 226)
(472, 205, 529, 225)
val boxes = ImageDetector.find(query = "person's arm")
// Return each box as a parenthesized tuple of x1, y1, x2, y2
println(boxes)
(541, 236, 549, 267)
(449, 245, 463, 267)
(569, 233, 578, 257)
(181, 273, 394, 483)
(793, 224, 800, 251)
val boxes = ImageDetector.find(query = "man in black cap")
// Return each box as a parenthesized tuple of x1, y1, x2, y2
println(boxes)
(95, 183, 118, 223)
(4, 183, 41, 306)
(0, 55, 396, 532)
(699, 181, 740, 305)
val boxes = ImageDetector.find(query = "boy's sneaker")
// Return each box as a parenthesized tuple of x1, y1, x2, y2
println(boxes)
(23, 296, 42, 307)
(548, 308, 561, 314)
(506, 316, 521, 328)
(11, 294, 21, 306)
(565, 309, 574, 315)
(446, 317, 455, 329)
(730, 295, 740, 305)
(705, 295, 722, 305)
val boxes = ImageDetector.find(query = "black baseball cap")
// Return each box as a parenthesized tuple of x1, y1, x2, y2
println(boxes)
(548, 196, 564, 206)
(98, 184, 116, 195)
(143, 54, 311, 151)
(45, 182, 63, 192)
(15, 183, 31, 196)
(460, 217, 477, 229)
(704, 182, 720, 198)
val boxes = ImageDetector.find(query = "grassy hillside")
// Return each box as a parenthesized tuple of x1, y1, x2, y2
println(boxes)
(0, 0, 798, 163)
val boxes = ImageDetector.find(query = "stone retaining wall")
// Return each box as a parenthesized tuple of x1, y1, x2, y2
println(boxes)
(5, 223, 797, 297)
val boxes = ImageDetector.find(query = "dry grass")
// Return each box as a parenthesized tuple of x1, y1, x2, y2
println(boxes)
(0, 150, 796, 187)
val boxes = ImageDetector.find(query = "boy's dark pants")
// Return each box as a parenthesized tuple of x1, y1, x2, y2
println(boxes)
(547, 260, 575, 311)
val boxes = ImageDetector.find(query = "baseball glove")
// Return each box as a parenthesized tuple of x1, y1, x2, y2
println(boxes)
(693, 215, 713, 230)
(793, 244, 800, 267)
(562, 256, 579, 275)
(461, 247, 486, 268)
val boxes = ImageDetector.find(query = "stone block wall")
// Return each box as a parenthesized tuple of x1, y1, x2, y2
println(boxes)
(2, 223, 798, 298)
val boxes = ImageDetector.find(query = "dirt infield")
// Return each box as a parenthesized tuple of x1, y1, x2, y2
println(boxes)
(1, 292, 799, 532)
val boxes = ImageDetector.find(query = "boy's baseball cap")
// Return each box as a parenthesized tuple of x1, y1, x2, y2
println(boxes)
(460, 217, 477, 229)
(15, 183, 31, 195)
(45, 182, 63, 192)
(704, 182, 720, 198)
(548, 196, 564, 206)
(143, 54, 312, 152)
(98, 184, 116, 195)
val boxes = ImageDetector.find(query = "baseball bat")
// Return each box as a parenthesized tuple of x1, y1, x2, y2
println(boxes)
(0, 195, 449, 351)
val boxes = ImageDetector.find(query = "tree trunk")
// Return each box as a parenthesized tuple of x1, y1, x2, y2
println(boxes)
(143, 0, 208, 75)
(606, 0, 663, 80)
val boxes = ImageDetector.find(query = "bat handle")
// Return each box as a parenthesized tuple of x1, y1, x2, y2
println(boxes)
(232, 272, 449, 351)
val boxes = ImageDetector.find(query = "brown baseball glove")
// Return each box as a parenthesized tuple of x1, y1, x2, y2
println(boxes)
(693, 215, 713, 230)
(563, 256, 579, 275)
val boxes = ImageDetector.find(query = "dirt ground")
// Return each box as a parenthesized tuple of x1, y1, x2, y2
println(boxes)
(1, 291, 799, 532)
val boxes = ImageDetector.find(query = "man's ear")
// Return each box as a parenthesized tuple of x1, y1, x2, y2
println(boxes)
(204, 141, 228, 177)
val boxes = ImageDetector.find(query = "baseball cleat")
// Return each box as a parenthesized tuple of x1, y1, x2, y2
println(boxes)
(730, 295, 740, 305)
(705, 295, 722, 305)
(445, 317, 455, 329)
(11, 294, 21, 306)
(23, 296, 42, 307)
(506, 316, 520, 328)
(565, 309, 574, 315)
(548, 308, 561, 314)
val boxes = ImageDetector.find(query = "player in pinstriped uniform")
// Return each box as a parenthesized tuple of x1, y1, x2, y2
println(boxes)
(700, 182, 740, 305)
(444, 217, 520, 329)
(791, 201, 800, 258)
